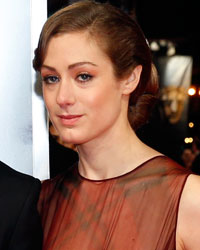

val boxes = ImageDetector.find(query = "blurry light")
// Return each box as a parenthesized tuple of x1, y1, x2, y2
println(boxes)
(159, 39, 167, 46)
(150, 41, 160, 51)
(166, 41, 176, 56)
(184, 138, 189, 143)
(189, 137, 193, 143)
(198, 89, 200, 96)
(184, 137, 193, 144)
(188, 87, 196, 96)
(189, 122, 194, 128)
(167, 46, 176, 56)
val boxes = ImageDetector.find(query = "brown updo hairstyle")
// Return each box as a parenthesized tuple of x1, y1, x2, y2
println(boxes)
(33, 0, 159, 131)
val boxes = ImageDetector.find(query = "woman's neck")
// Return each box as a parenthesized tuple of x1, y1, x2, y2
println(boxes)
(77, 122, 160, 180)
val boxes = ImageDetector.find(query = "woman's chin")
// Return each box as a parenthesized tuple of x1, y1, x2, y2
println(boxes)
(59, 136, 82, 146)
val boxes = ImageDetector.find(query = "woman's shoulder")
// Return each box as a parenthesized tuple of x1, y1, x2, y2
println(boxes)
(176, 174, 200, 250)
(142, 155, 191, 176)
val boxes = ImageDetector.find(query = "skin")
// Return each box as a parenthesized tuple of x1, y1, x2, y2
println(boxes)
(40, 31, 200, 249)
(176, 174, 200, 250)
(41, 32, 129, 147)
(41, 31, 160, 178)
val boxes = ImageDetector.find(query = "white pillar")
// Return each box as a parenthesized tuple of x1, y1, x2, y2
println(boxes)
(0, 0, 49, 180)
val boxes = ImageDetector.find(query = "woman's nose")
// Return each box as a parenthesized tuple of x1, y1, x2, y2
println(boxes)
(56, 80, 76, 107)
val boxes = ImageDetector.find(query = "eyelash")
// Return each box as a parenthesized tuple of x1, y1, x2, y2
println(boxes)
(42, 75, 59, 84)
(76, 73, 93, 83)
(42, 73, 93, 85)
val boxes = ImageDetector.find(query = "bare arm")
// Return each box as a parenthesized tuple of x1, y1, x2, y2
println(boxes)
(176, 174, 200, 250)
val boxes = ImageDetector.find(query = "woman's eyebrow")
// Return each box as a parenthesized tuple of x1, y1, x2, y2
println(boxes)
(68, 61, 98, 70)
(41, 61, 98, 72)
(41, 65, 56, 71)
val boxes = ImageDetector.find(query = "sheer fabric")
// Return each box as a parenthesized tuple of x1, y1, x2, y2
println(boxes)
(38, 156, 190, 250)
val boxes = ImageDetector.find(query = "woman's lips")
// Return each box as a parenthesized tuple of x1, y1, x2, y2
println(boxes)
(58, 114, 83, 126)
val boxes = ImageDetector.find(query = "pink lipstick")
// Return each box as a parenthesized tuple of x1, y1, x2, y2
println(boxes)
(58, 114, 82, 126)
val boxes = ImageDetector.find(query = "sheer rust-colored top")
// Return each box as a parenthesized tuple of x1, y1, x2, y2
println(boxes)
(38, 156, 191, 250)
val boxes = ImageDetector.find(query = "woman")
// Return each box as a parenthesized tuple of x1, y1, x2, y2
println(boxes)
(33, 1, 200, 249)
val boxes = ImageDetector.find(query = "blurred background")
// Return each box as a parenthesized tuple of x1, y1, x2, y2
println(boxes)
(47, 0, 200, 176)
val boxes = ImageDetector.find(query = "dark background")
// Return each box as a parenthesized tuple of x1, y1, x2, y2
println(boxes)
(47, 0, 200, 163)
(48, 0, 200, 68)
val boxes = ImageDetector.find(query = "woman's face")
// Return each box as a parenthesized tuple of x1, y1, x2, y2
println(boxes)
(41, 32, 128, 145)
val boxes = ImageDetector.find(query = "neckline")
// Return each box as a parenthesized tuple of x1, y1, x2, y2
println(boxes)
(77, 155, 166, 183)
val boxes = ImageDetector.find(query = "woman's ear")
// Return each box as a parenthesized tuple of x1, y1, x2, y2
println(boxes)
(121, 65, 142, 95)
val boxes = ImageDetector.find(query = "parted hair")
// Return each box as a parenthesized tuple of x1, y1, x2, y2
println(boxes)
(33, 0, 159, 130)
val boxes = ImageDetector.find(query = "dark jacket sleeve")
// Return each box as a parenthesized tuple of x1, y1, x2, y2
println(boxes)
(8, 178, 43, 250)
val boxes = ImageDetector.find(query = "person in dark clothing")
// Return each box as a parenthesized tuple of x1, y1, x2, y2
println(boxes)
(0, 160, 42, 250)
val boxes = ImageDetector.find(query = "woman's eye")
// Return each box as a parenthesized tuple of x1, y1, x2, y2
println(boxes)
(42, 75, 59, 84)
(76, 73, 93, 82)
